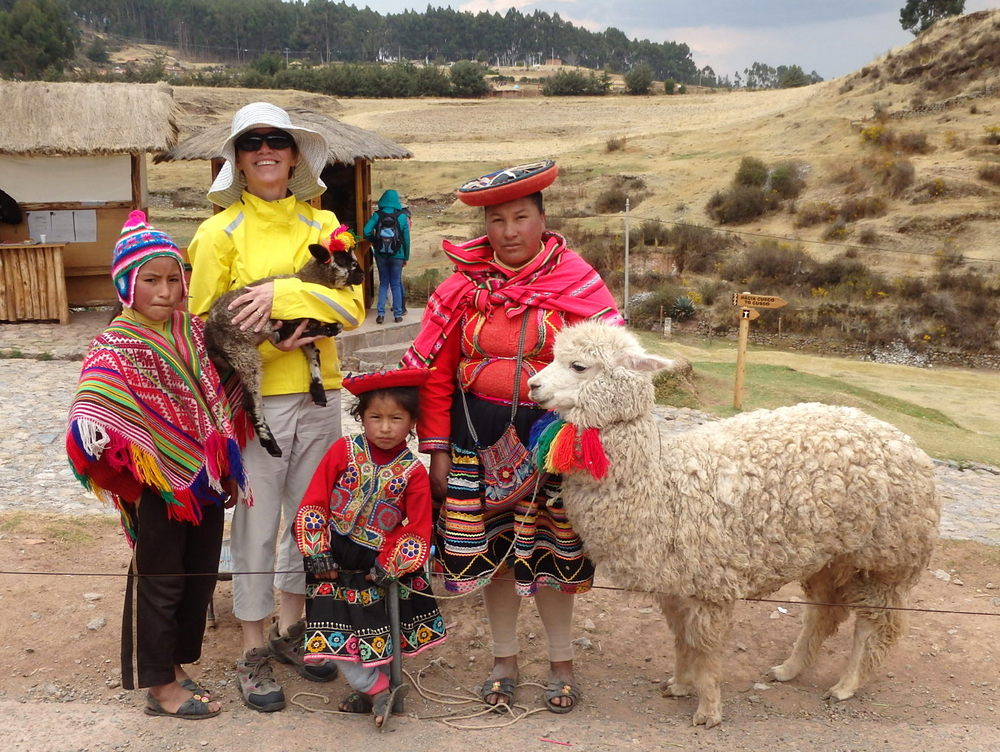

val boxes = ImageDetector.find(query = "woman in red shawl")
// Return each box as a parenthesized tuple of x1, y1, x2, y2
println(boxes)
(402, 160, 622, 713)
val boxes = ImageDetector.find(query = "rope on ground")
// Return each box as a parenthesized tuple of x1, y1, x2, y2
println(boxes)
(405, 659, 548, 729)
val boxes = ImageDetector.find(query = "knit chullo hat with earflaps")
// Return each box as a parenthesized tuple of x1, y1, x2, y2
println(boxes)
(111, 209, 187, 308)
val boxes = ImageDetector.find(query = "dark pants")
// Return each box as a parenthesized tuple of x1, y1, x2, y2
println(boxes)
(121, 490, 224, 689)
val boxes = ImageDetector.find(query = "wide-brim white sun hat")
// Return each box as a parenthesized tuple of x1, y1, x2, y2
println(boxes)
(207, 102, 329, 208)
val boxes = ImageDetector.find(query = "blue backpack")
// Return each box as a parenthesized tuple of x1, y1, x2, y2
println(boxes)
(374, 207, 408, 255)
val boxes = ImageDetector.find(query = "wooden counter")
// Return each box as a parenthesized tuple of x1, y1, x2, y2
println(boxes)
(0, 243, 70, 324)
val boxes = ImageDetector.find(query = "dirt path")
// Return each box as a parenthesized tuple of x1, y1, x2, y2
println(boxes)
(1, 514, 998, 751)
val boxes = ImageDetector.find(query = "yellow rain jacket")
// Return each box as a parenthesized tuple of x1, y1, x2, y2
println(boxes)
(187, 191, 365, 396)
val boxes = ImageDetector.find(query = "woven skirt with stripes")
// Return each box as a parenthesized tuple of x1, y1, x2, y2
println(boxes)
(436, 392, 595, 596)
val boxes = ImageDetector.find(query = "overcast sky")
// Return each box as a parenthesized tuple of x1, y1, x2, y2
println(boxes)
(349, 0, 997, 80)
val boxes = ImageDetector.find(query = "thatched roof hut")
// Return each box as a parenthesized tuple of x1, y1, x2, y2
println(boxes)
(154, 107, 410, 165)
(1, 81, 179, 156)
(0, 81, 179, 311)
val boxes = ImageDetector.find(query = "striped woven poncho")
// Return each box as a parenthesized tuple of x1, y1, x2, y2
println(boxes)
(67, 310, 249, 544)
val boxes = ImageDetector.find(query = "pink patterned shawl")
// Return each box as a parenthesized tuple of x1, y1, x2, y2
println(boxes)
(402, 232, 622, 368)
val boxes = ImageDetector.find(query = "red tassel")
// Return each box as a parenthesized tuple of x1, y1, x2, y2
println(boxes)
(580, 427, 609, 480)
(550, 423, 578, 473)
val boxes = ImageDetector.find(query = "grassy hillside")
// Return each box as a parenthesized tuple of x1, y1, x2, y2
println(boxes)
(642, 332, 1000, 466)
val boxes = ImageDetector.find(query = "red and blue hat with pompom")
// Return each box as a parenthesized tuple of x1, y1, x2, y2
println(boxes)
(111, 210, 186, 308)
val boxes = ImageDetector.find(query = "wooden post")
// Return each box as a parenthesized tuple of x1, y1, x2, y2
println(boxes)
(734, 312, 749, 409)
(731, 290, 785, 409)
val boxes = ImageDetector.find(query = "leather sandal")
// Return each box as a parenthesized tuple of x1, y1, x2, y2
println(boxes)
(178, 678, 209, 697)
(338, 691, 373, 714)
(544, 679, 581, 714)
(144, 692, 220, 720)
(479, 676, 517, 709)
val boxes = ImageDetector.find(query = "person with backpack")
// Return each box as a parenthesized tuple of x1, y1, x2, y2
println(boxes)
(363, 189, 411, 324)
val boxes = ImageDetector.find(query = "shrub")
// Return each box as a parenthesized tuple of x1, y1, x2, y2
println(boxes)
(705, 185, 776, 224)
(873, 158, 915, 197)
(667, 223, 730, 273)
(977, 164, 1000, 184)
(542, 70, 608, 96)
(606, 135, 627, 152)
(897, 131, 931, 154)
(894, 276, 927, 300)
(450, 60, 490, 97)
(639, 219, 669, 246)
(720, 240, 814, 287)
(734, 156, 768, 187)
(769, 161, 805, 199)
(861, 123, 890, 144)
(794, 202, 838, 228)
(983, 126, 1000, 145)
(822, 218, 849, 240)
(858, 227, 879, 245)
(594, 186, 627, 213)
(663, 78, 676, 95)
(624, 64, 654, 95)
(839, 196, 887, 221)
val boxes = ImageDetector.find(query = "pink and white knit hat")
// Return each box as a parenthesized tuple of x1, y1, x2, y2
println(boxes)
(111, 210, 186, 308)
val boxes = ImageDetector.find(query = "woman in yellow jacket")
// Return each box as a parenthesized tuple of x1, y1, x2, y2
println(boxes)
(187, 102, 365, 713)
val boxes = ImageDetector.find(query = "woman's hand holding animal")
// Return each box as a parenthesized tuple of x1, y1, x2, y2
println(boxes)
(229, 281, 274, 332)
(271, 318, 324, 350)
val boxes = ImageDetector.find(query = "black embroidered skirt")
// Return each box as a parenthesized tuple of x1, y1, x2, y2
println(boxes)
(303, 537, 446, 667)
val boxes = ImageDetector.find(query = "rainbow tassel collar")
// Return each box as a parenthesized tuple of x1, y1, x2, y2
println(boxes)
(529, 412, 609, 480)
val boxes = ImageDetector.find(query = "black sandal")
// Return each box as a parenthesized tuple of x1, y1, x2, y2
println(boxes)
(479, 676, 517, 709)
(544, 679, 581, 714)
(338, 691, 373, 714)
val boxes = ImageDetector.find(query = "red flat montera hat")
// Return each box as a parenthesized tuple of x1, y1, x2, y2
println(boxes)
(456, 159, 558, 206)
(343, 367, 433, 396)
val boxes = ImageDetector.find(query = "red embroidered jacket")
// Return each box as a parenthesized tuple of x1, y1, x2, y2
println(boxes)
(294, 434, 432, 579)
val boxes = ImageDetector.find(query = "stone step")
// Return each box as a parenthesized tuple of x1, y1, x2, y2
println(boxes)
(336, 307, 423, 371)
(342, 341, 412, 372)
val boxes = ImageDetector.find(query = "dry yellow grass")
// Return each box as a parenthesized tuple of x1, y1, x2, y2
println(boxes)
(149, 10, 1000, 280)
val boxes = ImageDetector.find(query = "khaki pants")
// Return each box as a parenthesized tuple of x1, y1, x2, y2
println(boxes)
(231, 390, 342, 622)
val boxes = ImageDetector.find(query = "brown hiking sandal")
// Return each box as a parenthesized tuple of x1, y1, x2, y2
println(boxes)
(267, 620, 339, 682)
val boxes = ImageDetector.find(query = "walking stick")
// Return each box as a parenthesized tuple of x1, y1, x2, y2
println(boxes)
(386, 579, 407, 714)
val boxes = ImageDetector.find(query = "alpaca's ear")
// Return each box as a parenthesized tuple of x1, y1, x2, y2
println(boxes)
(308, 244, 333, 265)
(617, 350, 675, 373)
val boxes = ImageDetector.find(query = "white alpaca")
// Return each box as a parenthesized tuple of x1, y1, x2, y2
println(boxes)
(527, 321, 941, 728)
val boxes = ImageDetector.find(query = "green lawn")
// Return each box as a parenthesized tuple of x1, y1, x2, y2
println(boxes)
(639, 331, 1000, 467)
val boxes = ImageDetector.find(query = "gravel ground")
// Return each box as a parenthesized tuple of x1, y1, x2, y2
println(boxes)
(1, 311, 996, 545)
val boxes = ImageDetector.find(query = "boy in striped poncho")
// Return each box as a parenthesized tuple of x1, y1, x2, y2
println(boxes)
(67, 211, 248, 720)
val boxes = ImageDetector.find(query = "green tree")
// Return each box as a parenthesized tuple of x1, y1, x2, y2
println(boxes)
(449, 60, 489, 97)
(777, 64, 810, 88)
(0, 0, 77, 78)
(899, 0, 965, 34)
(251, 52, 284, 76)
(85, 36, 110, 64)
(624, 63, 653, 95)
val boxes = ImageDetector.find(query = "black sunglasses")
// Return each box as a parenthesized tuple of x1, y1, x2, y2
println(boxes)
(234, 131, 295, 152)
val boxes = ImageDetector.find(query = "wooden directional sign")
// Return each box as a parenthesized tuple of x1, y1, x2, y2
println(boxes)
(741, 307, 759, 320)
(731, 292, 788, 309)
